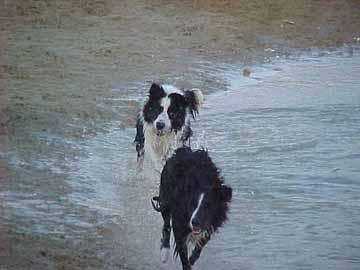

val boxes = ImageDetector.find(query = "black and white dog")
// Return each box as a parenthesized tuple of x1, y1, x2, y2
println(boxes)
(152, 147, 232, 270)
(134, 83, 203, 173)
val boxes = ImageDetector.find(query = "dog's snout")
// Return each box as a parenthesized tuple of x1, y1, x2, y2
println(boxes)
(191, 217, 200, 228)
(156, 121, 165, 130)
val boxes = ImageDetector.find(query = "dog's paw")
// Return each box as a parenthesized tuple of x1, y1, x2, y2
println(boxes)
(160, 247, 170, 263)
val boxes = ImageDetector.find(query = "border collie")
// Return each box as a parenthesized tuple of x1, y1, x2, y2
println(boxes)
(152, 147, 232, 270)
(134, 83, 203, 173)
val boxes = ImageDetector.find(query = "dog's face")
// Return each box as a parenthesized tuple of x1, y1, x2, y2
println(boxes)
(143, 83, 203, 136)
(188, 185, 232, 235)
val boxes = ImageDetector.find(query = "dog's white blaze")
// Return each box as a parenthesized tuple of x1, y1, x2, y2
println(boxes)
(154, 96, 171, 132)
(189, 193, 205, 229)
(160, 96, 171, 110)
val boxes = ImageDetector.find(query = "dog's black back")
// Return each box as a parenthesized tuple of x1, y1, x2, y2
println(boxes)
(153, 147, 232, 270)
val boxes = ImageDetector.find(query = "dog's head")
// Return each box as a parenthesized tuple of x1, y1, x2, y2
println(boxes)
(143, 83, 203, 136)
(188, 184, 232, 235)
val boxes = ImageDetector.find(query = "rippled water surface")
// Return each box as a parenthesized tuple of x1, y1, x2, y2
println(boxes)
(3, 50, 360, 269)
(197, 53, 360, 270)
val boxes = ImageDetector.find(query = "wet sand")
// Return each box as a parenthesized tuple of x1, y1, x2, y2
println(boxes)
(2, 0, 360, 136)
(1, 0, 360, 269)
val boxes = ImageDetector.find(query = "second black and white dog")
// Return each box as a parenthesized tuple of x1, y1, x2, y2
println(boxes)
(152, 147, 232, 270)
(134, 83, 203, 173)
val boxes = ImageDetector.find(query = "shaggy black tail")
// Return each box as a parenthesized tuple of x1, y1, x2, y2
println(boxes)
(151, 196, 161, 212)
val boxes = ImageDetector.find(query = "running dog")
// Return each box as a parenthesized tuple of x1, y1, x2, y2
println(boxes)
(152, 147, 232, 270)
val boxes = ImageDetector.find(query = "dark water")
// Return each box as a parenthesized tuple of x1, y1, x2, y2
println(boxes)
(2, 49, 360, 269)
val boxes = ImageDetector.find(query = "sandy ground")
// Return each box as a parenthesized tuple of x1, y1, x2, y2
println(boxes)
(2, 0, 360, 138)
(0, 0, 360, 269)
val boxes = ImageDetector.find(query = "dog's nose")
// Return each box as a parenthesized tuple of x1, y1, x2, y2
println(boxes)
(156, 121, 165, 130)
(191, 217, 200, 228)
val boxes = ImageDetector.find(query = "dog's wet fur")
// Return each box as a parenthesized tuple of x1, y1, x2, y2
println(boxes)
(134, 83, 203, 173)
(152, 147, 232, 270)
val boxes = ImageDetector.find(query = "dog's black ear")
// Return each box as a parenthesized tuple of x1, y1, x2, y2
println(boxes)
(220, 185, 232, 202)
(149, 83, 165, 100)
(184, 89, 203, 119)
(169, 93, 187, 107)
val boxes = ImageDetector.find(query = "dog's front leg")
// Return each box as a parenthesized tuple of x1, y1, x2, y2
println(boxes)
(189, 232, 211, 266)
(178, 242, 191, 270)
(174, 229, 191, 270)
(160, 211, 171, 263)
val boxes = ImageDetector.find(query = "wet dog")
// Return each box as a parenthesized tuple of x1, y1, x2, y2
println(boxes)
(134, 83, 203, 174)
(152, 147, 232, 270)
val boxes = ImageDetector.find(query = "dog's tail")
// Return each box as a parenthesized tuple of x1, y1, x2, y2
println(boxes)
(151, 196, 162, 212)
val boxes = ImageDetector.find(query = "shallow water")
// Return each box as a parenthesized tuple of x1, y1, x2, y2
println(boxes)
(3, 49, 360, 269)
(194, 52, 360, 270)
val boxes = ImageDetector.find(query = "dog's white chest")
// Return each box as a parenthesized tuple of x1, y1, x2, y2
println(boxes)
(143, 124, 183, 172)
